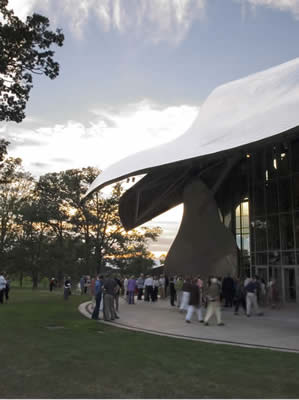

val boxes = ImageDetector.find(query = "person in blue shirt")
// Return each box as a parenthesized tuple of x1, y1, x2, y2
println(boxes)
(92, 275, 104, 320)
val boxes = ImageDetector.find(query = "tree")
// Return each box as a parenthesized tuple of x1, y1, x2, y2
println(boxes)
(0, 138, 8, 162)
(0, 0, 64, 122)
(0, 154, 34, 265)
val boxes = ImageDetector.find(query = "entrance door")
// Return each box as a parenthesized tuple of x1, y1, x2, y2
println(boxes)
(284, 268, 296, 302)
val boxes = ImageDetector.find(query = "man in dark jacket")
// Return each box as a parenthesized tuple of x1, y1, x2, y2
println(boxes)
(185, 278, 203, 323)
(222, 273, 235, 307)
(169, 276, 176, 306)
(234, 277, 246, 315)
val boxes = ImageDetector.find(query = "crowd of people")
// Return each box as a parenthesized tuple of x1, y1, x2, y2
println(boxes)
(0, 272, 10, 304)
(75, 272, 281, 326)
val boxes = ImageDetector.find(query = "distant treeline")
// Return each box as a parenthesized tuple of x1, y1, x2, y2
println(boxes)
(0, 146, 161, 288)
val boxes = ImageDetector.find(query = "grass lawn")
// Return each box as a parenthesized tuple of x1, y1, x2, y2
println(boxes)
(1, 289, 299, 398)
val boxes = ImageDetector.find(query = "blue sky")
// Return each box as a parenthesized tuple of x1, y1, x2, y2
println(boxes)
(2, 0, 299, 256)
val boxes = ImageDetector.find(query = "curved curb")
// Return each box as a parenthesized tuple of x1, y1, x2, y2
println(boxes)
(78, 301, 299, 354)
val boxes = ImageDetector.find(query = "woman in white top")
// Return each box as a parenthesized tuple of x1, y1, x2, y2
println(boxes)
(153, 277, 160, 301)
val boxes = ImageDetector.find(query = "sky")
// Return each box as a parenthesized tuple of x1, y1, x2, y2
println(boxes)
(2, 0, 299, 257)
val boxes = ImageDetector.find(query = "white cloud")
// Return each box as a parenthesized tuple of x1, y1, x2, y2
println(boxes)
(8, 0, 206, 44)
(236, 0, 299, 19)
(5, 99, 199, 177)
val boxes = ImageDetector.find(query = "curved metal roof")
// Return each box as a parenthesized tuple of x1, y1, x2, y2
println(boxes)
(86, 57, 299, 197)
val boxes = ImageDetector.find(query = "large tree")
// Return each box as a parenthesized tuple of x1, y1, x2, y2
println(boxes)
(0, 0, 64, 122)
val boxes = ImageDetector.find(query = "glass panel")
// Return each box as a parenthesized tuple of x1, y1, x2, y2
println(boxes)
(293, 175, 299, 210)
(276, 149, 290, 176)
(278, 178, 292, 212)
(254, 217, 267, 251)
(256, 267, 268, 281)
(265, 181, 278, 214)
(295, 213, 299, 249)
(280, 214, 294, 250)
(241, 201, 249, 216)
(265, 147, 277, 180)
(241, 216, 249, 229)
(254, 184, 265, 216)
(250, 222, 255, 252)
(269, 251, 280, 265)
(268, 216, 280, 250)
(291, 140, 299, 173)
(253, 151, 265, 183)
(241, 234, 250, 255)
(281, 252, 296, 265)
(256, 252, 267, 265)
(284, 268, 296, 302)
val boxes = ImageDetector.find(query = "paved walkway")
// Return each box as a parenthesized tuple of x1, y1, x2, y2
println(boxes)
(78, 298, 299, 353)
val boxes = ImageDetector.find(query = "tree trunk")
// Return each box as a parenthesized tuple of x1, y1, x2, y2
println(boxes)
(19, 271, 23, 288)
(32, 270, 38, 289)
(96, 252, 103, 274)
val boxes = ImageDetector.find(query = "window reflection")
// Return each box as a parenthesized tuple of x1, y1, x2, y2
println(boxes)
(280, 214, 294, 250)
(254, 218, 267, 251)
(267, 216, 280, 250)
(279, 178, 292, 212)
(266, 181, 278, 214)
(254, 184, 265, 216)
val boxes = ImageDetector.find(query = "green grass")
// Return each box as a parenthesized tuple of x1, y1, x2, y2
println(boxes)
(1, 289, 299, 398)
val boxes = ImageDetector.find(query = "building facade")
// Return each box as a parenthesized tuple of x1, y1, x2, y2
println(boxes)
(222, 135, 299, 304)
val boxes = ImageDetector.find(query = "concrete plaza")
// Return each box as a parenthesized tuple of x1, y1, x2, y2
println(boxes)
(79, 297, 299, 353)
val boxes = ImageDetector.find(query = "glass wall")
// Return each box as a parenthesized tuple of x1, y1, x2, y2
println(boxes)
(229, 137, 299, 302)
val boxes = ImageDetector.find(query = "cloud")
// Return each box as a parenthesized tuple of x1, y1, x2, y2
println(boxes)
(4, 100, 198, 177)
(8, 0, 206, 44)
(236, 0, 299, 20)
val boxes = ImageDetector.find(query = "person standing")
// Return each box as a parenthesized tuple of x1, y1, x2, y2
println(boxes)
(185, 278, 203, 323)
(114, 276, 122, 312)
(234, 278, 246, 315)
(245, 276, 263, 317)
(4, 274, 10, 302)
(79, 276, 85, 295)
(204, 277, 224, 326)
(169, 276, 176, 306)
(90, 277, 96, 308)
(123, 276, 128, 301)
(0, 272, 7, 305)
(127, 276, 136, 304)
(103, 275, 119, 321)
(49, 277, 56, 292)
(159, 275, 165, 299)
(164, 275, 169, 298)
(179, 277, 192, 312)
(222, 273, 235, 307)
(136, 274, 144, 300)
(144, 275, 154, 302)
(175, 276, 184, 308)
(153, 276, 160, 301)
(92, 275, 103, 320)
(64, 276, 72, 300)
